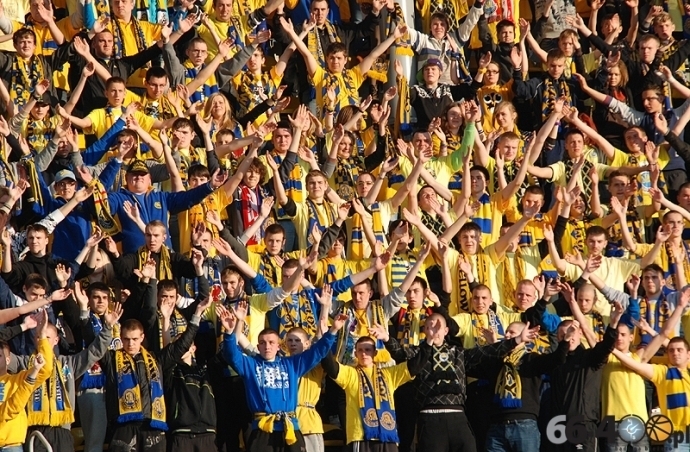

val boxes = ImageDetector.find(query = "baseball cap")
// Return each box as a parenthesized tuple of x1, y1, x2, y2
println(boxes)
(127, 160, 149, 174)
(424, 58, 444, 71)
(54, 169, 76, 183)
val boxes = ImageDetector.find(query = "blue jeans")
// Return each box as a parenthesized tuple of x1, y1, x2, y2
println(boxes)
(0, 446, 23, 452)
(486, 419, 540, 452)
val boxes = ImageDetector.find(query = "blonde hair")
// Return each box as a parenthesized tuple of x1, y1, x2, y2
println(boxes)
(203, 93, 236, 131)
(653, 12, 673, 26)
(492, 101, 517, 130)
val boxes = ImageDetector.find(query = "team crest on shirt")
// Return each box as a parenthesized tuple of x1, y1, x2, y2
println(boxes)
(439, 352, 449, 362)
(154, 202, 162, 209)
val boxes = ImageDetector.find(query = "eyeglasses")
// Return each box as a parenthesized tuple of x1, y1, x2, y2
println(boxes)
(486, 70, 499, 74)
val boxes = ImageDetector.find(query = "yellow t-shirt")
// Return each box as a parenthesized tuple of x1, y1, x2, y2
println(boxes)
(311, 66, 364, 118)
(313, 257, 369, 303)
(651, 364, 690, 430)
(334, 363, 411, 444)
(177, 188, 231, 255)
(609, 147, 670, 208)
(562, 257, 640, 316)
(296, 365, 324, 435)
(602, 352, 648, 421)
(86, 108, 155, 139)
(470, 191, 515, 248)
(548, 160, 610, 188)
(451, 307, 521, 349)
(445, 246, 502, 316)
(107, 18, 162, 88)
(293, 200, 340, 250)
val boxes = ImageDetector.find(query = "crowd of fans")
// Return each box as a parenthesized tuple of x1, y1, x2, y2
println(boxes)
(0, 0, 688, 451)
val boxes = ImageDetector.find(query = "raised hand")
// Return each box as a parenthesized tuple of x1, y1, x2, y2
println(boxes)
(368, 323, 390, 341)
(122, 200, 141, 223)
(509, 46, 522, 69)
(50, 287, 72, 302)
(584, 254, 602, 274)
(543, 224, 555, 242)
(232, 300, 248, 321)
(478, 51, 492, 69)
(316, 284, 333, 307)
(516, 321, 540, 344)
(195, 296, 212, 316)
(383, 86, 397, 102)
(626, 274, 641, 296)
(211, 238, 234, 257)
(655, 225, 671, 243)
(32, 353, 46, 372)
(104, 303, 123, 327)
(210, 168, 229, 189)
(55, 264, 72, 285)
(73, 281, 89, 310)
(216, 304, 237, 332)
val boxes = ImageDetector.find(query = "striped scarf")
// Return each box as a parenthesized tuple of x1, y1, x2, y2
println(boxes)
(81, 313, 121, 389)
(21, 156, 43, 207)
(306, 199, 337, 246)
(368, 4, 414, 84)
(396, 306, 430, 347)
(157, 308, 187, 349)
(259, 251, 282, 287)
(24, 15, 58, 54)
(640, 289, 673, 354)
(112, 17, 148, 59)
(319, 69, 360, 119)
(567, 218, 588, 254)
(90, 179, 121, 237)
(661, 367, 690, 428)
(421, 211, 445, 238)
(184, 61, 219, 104)
(334, 157, 360, 201)
(541, 77, 570, 122)
(357, 366, 399, 443)
(350, 204, 386, 260)
(270, 152, 303, 218)
(307, 22, 340, 69)
(10, 55, 44, 108)
(605, 203, 643, 258)
(588, 310, 606, 343)
(138, 245, 173, 281)
(390, 251, 416, 289)
(501, 249, 526, 310)
(664, 241, 690, 290)
(28, 357, 74, 426)
(565, 159, 594, 210)
(237, 185, 265, 246)
(238, 71, 278, 118)
(494, 344, 525, 408)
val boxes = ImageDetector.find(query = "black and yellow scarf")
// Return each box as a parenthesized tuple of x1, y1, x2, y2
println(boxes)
(396, 306, 430, 347)
(457, 251, 491, 313)
(138, 245, 173, 281)
(541, 77, 570, 122)
(90, 179, 121, 237)
(494, 344, 526, 408)
(11, 55, 44, 108)
(112, 17, 147, 59)
(307, 22, 340, 69)
(157, 308, 187, 349)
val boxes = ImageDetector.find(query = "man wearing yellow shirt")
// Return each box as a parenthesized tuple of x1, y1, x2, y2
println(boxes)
(409, 201, 539, 313)
(288, 170, 342, 250)
(544, 224, 640, 316)
(60, 77, 164, 138)
(196, 0, 283, 62)
(280, 16, 405, 118)
(0, 311, 54, 450)
(323, 325, 430, 449)
(612, 287, 690, 445)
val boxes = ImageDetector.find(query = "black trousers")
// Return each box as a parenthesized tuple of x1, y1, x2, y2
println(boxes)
(24, 426, 74, 452)
(393, 381, 420, 452)
(416, 411, 477, 452)
(167, 432, 216, 452)
(465, 381, 492, 451)
(247, 429, 306, 452)
(212, 375, 251, 452)
(349, 441, 399, 452)
(109, 423, 166, 452)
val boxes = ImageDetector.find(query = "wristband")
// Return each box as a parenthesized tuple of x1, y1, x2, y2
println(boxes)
(477, 68, 487, 75)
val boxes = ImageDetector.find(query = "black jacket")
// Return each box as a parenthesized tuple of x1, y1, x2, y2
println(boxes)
(548, 325, 617, 423)
(164, 360, 216, 434)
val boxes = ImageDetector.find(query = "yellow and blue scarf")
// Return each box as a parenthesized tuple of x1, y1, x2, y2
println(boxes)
(358, 367, 399, 443)
(306, 199, 337, 246)
(158, 308, 187, 349)
(115, 348, 167, 430)
(336, 301, 387, 365)
(28, 357, 74, 426)
(112, 17, 147, 59)
(396, 306, 431, 347)
(184, 61, 219, 104)
(277, 292, 318, 341)
(494, 345, 525, 408)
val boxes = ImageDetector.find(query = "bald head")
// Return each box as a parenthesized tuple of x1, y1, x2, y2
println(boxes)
(423, 313, 448, 344)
